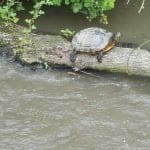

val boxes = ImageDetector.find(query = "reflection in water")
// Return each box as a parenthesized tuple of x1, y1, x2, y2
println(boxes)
(0, 58, 150, 149)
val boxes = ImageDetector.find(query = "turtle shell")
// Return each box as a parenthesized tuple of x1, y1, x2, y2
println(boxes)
(72, 27, 113, 53)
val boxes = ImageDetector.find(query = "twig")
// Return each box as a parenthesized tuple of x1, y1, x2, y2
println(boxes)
(126, 0, 130, 5)
(79, 70, 100, 78)
(137, 39, 150, 49)
(138, 0, 146, 14)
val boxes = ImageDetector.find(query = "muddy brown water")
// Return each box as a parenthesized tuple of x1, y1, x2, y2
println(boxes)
(0, 0, 150, 149)
(0, 59, 150, 149)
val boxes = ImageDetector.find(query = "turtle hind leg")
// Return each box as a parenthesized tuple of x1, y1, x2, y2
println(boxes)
(70, 50, 77, 62)
(97, 50, 103, 63)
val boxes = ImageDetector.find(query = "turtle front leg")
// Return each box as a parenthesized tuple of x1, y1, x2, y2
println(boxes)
(97, 50, 103, 63)
(70, 49, 77, 62)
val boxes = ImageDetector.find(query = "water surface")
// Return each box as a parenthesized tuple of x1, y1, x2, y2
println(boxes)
(0, 58, 150, 149)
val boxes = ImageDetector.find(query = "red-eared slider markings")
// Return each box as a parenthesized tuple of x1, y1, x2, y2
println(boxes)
(70, 27, 121, 63)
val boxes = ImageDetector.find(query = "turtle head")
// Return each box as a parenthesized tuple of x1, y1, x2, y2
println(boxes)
(114, 32, 121, 42)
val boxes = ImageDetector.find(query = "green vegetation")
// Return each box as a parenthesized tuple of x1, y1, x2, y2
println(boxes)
(0, 0, 24, 25)
(63, 0, 116, 21)
(61, 28, 75, 39)
(0, 0, 116, 48)
(66, 0, 116, 21)
(0, 0, 116, 26)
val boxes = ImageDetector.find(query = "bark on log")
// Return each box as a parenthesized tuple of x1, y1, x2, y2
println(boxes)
(0, 22, 150, 77)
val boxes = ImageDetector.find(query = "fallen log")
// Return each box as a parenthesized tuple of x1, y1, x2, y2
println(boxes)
(0, 22, 150, 77)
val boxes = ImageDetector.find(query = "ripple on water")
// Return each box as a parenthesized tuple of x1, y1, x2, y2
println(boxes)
(0, 58, 150, 149)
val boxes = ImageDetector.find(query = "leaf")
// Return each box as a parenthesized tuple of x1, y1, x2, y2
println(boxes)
(72, 3, 83, 13)
(65, 0, 70, 5)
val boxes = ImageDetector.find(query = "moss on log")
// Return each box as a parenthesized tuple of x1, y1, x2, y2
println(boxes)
(0, 22, 150, 77)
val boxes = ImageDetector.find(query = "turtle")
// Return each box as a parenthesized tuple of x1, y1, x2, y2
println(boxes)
(70, 27, 121, 63)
